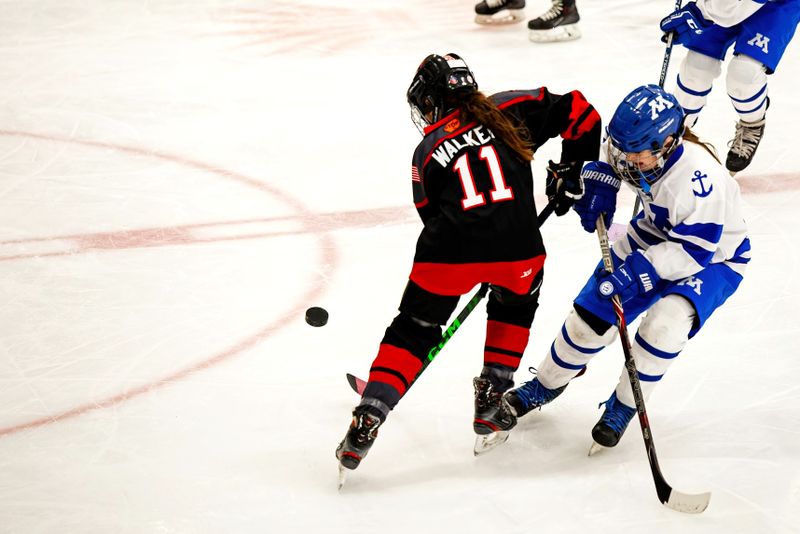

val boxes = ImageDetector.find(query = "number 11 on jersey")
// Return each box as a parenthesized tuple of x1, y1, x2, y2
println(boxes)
(453, 145, 514, 210)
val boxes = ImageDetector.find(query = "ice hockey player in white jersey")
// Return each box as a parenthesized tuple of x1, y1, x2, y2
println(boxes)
(496, 85, 751, 449)
(660, 0, 800, 173)
(474, 0, 581, 42)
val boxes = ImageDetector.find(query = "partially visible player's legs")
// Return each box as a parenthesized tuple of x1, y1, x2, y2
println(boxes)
(336, 281, 459, 470)
(504, 304, 616, 417)
(725, 54, 769, 173)
(474, 0, 526, 25)
(592, 295, 695, 447)
(726, 0, 800, 173)
(473, 273, 543, 436)
(674, 51, 723, 128)
(528, 0, 580, 42)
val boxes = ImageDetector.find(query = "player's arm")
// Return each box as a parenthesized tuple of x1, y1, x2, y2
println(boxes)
(411, 143, 441, 223)
(513, 88, 602, 215)
(526, 88, 602, 164)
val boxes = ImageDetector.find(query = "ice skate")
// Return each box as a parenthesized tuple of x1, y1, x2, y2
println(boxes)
(335, 405, 383, 488)
(472, 377, 516, 455)
(474, 0, 526, 25)
(502, 377, 566, 417)
(588, 391, 636, 455)
(528, 0, 581, 42)
(726, 116, 766, 175)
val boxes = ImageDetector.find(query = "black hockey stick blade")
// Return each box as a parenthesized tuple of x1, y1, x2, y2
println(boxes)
(346, 373, 366, 395)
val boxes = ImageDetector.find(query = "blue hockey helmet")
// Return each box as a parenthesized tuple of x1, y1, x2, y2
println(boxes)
(607, 84, 685, 190)
(407, 53, 478, 133)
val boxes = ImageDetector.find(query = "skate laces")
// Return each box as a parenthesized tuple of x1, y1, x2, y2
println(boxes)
(514, 377, 559, 409)
(351, 411, 381, 443)
(728, 119, 765, 157)
(540, 0, 564, 20)
(598, 393, 636, 433)
(486, 0, 507, 8)
(474, 378, 501, 410)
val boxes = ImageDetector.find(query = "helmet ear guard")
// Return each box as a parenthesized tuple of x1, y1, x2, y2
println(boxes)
(406, 53, 478, 133)
(606, 84, 685, 189)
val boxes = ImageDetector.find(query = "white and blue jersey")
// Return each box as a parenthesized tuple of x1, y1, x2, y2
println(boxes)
(574, 141, 751, 336)
(687, 0, 800, 72)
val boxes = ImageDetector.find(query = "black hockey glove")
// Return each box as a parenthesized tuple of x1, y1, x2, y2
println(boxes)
(545, 160, 584, 216)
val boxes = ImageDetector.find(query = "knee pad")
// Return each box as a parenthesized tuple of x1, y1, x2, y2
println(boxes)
(614, 296, 696, 407)
(726, 54, 768, 120)
(383, 312, 442, 360)
(566, 307, 617, 348)
(726, 54, 768, 100)
(638, 295, 695, 352)
(680, 51, 723, 89)
(487, 272, 543, 327)
(676, 51, 722, 128)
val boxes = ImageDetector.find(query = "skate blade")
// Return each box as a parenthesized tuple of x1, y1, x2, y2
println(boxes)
(529, 24, 581, 42)
(337, 463, 348, 491)
(473, 431, 509, 456)
(588, 441, 607, 456)
(475, 10, 525, 25)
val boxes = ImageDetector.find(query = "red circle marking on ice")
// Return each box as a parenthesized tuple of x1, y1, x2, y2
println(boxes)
(0, 130, 339, 437)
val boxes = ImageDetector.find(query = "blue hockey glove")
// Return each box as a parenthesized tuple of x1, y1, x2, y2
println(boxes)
(660, 2, 712, 45)
(572, 161, 620, 233)
(595, 251, 661, 304)
(545, 160, 584, 216)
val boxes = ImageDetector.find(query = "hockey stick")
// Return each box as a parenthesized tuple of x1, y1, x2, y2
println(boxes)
(631, 0, 683, 218)
(595, 214, 710, 514)
(346, 200, 556, 395)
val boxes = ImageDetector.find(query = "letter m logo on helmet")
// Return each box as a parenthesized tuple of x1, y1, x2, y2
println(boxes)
(648, 94, 675, 120)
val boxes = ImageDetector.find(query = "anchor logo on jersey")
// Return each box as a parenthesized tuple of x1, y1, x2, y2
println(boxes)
(691, 170, 713, 198)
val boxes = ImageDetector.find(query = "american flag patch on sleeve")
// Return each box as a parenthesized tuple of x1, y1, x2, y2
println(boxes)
(411, 165, 421, 182)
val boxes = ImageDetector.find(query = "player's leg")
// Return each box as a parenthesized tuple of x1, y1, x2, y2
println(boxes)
(592, 295, 695, 447)
(473, 271, 543, 435)
(726, 3, 800, 172)
(674, 51, 723, 129)
(336, 280, 459, 470)
(528, 0, 580, 42)
(592, 259, 747, 447)
(474, 0, 526, 25)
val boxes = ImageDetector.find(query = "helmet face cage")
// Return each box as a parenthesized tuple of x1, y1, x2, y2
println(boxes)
(406, 53, 478, 134)
(607, 135, 680, 191)
(606, 84, 685, 190)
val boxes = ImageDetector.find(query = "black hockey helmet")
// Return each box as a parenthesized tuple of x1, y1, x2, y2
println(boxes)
(406, 53, 478, 133)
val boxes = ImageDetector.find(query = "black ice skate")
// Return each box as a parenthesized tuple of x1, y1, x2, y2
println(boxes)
(335, 405, 383, 488)
(472, 377, 517, 455)
(726, 116, 766, 175)
(528, 0, 581, 42)
(502, 377, 566, 417)
(588, 391, 636, 455)
(474, 0, 526, 25)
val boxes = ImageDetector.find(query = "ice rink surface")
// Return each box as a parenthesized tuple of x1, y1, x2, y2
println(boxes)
(0, 0, 798, 532)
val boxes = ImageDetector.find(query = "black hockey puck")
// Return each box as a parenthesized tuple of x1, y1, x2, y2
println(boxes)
(305, 307, 329, 327)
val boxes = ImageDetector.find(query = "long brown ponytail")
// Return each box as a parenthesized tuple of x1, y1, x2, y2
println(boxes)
(683, 127, 721, 164)
(459, 91, 534, 162)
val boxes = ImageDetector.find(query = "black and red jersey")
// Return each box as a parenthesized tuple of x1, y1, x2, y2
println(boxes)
(408, 87, 601, 296)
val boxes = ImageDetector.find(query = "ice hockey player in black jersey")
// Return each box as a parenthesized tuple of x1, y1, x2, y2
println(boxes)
(336, 53, 601, 475)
